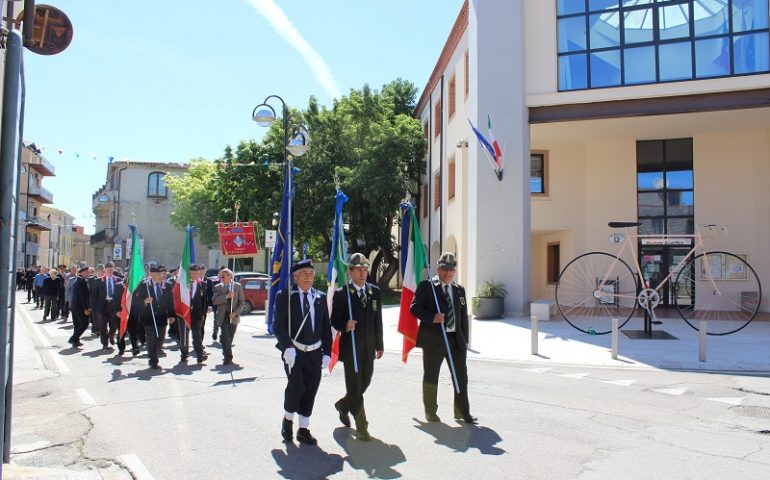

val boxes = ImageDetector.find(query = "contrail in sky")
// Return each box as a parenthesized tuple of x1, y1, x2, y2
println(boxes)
(246, 0, 341, 99)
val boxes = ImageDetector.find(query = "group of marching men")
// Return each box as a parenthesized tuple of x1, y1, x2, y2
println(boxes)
(19, 262, 242, 369)
(274, 251, 476, 446)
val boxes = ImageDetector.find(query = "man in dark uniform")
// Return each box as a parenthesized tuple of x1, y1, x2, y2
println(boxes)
(134, 265, 170, 369)
(176, 264, 208, 363)
(93, 262, 121, 350)
(330, 253, 383, 441)
(87, 266, 103, 335)
(197, 264, 214, 346)
(274, 258, 332, 445)
(69, 266, 92, 348)
(410, 252, 476, 424)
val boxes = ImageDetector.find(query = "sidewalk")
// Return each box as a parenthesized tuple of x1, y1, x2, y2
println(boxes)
(380, 305, 770, 373)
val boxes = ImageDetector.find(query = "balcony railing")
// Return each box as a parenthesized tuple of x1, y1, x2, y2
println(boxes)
(28, 184, 54, 204)
(25, 217, 52, 232)
(90, 228, 114, 245)
(29, 157, 55, 176)
(25, 242, 40, 256)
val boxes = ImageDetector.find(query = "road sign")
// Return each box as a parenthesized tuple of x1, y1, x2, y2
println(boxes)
(265, 230, 276, 249)
(113, 243, 123, 261)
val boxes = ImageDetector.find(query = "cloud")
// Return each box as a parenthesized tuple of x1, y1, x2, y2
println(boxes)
(246, 0, 341, 99)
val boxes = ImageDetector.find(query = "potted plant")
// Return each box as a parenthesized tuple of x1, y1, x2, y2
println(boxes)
(472, 280, 507, 319)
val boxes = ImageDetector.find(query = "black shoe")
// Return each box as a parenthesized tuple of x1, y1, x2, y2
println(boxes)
(356, 429, 371, 441)
(102, 346, 110, 351)
(118, 350, 125, 355)
(296, 428, 317, 446)
(425, 413, 441, 422)
(212, 332, 217, 341)
(180, 355, 189, 362)
(197, 354, 208, 364)
(132, 348, 141, 355)
(149, 363, 161, 370)
(223, 358, 233, 365)
(455, 415, 478, 424)
(281, 418, 293, 442)
(335, 402, 351, 427)
(42, 317, 47, 322)
(109, 336, 115, 345)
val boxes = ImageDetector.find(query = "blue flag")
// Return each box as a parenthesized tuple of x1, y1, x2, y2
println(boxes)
(266, 167, 294, 334)
(187, 225, 196, 263)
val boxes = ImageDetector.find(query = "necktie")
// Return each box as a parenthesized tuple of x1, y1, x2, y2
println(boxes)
(359, 288, 367, 308)
(155, 283, 161, 300)
(107, 279, 113, 298)
(303, 292, 312, 333)
(444, 285, 455, 330)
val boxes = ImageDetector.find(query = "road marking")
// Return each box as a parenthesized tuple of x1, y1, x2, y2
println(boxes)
(18, 305, 71, 374)
(602, 379, 637, 387)
(523, 367, 552, 373)
(75, 388, 96, 405)
(119, 454, 155, 480)
(654, 387, 688, 396)
(705, 397, 743, 406)
(559, 373, 589, 379)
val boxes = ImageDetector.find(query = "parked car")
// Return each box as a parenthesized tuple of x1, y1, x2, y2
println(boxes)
(234, 271, 269, 284)
(240, 276, 269, 314)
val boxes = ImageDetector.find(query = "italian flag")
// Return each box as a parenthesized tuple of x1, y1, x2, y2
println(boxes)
(326, 189, 349, 372)
(173, 228, 192, 328)
(397, 203, 426, 363)
(120, 225, 145, 337)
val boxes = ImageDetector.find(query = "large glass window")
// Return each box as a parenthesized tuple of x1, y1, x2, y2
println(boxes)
(147, 172, 168, 198)
(557, 0, 770, 91)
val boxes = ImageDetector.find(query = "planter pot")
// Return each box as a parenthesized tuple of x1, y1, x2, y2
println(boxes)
(472, 297, 504, 319)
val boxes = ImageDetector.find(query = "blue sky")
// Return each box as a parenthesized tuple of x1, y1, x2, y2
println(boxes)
(24, 0, 464, 231)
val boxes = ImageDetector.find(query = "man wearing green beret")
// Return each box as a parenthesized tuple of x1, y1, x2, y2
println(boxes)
(410, 252, 476, 424)
(330, 253, 384, 441)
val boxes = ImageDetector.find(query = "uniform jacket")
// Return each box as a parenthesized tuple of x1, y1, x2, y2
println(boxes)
(212, 281, 244, 327)
(104, 282, 124, 319)
(71, 275, 91, 315)
(273, 287, 332, 357)
(330, 282, 384, 362)
(410, 278, 469, 351)
(189, 279, 208, 324)
(133, 279, 171, 327)
(93, 275, 121, 314)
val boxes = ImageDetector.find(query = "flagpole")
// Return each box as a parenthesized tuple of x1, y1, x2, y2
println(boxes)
(429, 272, 460, 394)
(230, 202, 240, 317)
(343, 270, 359, 374)
(145, 282, 160, 338)
(286, 160, 293, 334)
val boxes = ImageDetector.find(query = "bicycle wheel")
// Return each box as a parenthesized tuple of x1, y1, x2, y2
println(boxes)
(556, 252, 638, 335)
(673, 251, 762, 335)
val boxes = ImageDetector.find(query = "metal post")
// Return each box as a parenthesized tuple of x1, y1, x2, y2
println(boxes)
(699, 321, 707, 362)
(530, 315, 539, 355)
(611, 318, 618, 360)
(1, 30, 24, 467)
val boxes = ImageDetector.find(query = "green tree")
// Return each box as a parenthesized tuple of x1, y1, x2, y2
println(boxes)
(164, 159, 220, 243)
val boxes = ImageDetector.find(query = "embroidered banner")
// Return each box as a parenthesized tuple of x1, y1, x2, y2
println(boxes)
(217, 222, 259, 257)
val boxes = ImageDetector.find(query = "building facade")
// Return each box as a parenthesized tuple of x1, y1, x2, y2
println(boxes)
(91, 161, 215, 270)
(38, 206, 75, 268)
(17, 144, 55, 268)
(416, 0, 770, 316)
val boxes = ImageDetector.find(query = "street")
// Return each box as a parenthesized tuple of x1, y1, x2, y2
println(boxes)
(8, 290, 770, 480)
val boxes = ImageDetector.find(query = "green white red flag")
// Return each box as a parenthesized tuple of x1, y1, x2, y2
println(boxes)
(120, 225, 145, 337)
(397, 202, 426, 362)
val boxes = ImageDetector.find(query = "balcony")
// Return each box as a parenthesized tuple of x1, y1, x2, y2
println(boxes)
(90, 228, 114, 246)
(25, 217, 52, 232)
(24, 242, 40, 256)
(28, 184, 53, 204)
(28, 157, 55, 176)
(92, 191, 116, 211)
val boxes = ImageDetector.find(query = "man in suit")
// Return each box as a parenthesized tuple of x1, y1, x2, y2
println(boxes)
(410, 252, 476, 424)
(212, 268, 243, 365)
(197, 263, 214, 346)
(330, 253, 383, 441)
(134, 264, 170, 369)
(176, 264, 208, 363)
(93, 262, 121, 350)
(69, 266, 92, 348)
(87, 265, 103, 335)
(274, 258, 333, 446)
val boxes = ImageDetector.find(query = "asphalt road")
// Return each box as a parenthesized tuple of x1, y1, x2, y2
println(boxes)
(9, 291, 770, 480)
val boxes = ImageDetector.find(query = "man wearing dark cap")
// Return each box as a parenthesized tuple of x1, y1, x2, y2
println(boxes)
(93, 262, 121, 350)
(410, 252, 476, 424)
(134, 264, 171, 369)
(274, 258, 333, 445)
(182, 264, 209, 363)
(69, 266, 92, 348)
(330, 253, 383, 441)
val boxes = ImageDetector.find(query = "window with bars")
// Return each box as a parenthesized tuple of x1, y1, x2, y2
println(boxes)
(448, 75, 456, 119)
(557, 0, 770, 91)
(433, 171, 441, 210)
(448, 156, 456, 200)
(434, 100, 442, 138)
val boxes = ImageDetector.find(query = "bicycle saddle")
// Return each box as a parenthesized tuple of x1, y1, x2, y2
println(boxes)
(608, 222, 641, 228)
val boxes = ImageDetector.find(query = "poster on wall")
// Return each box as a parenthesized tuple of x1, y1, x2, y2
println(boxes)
(217, 222, 259, 257)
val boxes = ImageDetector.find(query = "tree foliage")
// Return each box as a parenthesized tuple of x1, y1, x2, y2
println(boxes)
(166, 78, 425, 289)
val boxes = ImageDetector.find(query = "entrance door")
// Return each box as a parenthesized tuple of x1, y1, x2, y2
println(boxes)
(639, 246, 691, 307)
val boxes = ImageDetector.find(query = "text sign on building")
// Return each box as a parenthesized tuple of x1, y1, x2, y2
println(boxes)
(217, 222, 259, 257)
(113, 243, 122, 261)
(265, 230, 277, 249)
(640, 238, 692, 246)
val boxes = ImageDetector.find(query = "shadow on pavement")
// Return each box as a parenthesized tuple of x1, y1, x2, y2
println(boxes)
(271, 441, 344, 480)
(332, 427, 405, 479)
(82, 347, 115, 358)
(107, 366, 165, 382)
(413, 418, 505, 455)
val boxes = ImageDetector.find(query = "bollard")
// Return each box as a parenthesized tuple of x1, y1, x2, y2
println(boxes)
(611, 318, 618, 360)
(531, 315, 539, 355)
(699, 320, 707, 362)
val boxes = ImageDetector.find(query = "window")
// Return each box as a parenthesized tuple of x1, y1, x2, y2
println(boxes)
(448, 75, 456, 119)
(530, 151, 548, 195)
(147, 171, 168, 198)
(434, 100, 442, 138)
(464, 50, 470, 98)
(557, 0, 770, 91)
(422, 185, 429, 218)
(433, 171, 441, 210)
(547, 243, 561, 284)
(448, 156, 456, 200)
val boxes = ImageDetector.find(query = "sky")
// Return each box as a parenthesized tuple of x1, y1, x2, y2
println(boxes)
(23, 0, 465, 233)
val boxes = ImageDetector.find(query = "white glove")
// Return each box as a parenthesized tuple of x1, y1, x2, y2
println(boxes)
(283, 347, 296, 371)
(322, 355, 331, 370)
